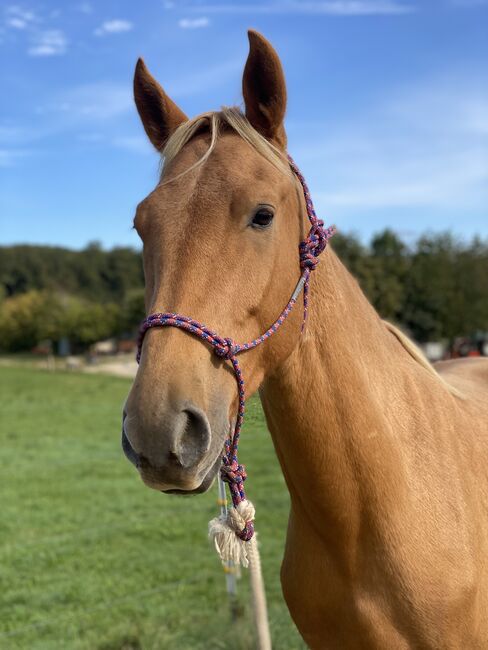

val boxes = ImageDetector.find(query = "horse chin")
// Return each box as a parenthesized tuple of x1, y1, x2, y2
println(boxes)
(161, 455, 222, 496)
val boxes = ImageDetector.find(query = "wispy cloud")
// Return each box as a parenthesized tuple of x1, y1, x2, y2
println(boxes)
(0, 148, 32, 167)
(3, 6, 68, 56)
(4, 6, 37, 30)
(179, 17, 211, 28)
(164, 59, 241, 97)
(28, 30, 67, 56)
(186, 1, 414, 16)
(47, 82, 133, 120)
(94, 19, 133, 37)
(0, 125, 25, 144)
(112, 135, 153, 154)
(76, 2, 93, 14)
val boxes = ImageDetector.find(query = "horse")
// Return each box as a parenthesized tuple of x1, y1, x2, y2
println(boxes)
(122, 30, 488, 649)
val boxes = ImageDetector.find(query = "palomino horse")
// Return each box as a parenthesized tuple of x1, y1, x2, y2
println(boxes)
(122, 30, 488, 649)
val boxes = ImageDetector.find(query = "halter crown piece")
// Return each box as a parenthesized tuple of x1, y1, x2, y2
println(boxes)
(136, 154, 335, 567)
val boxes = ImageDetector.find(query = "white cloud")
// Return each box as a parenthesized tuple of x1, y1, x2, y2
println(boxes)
(7, 16, 27, 29)
(28, 29, 67, 56)
(94, 19, 133, 36)
(4, 5, 37, 29)
(186, 1, 414, 15)
(179, 17, 210, 28)
(3, 6, 68, 56)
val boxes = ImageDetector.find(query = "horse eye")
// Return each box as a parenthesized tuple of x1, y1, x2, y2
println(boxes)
(251, 208, 274, 228)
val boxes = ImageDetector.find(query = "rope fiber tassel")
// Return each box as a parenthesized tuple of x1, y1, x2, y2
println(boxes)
(209, 499, 256, 568)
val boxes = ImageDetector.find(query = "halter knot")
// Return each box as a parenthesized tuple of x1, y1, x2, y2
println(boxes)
(220, 459, 247, 485)
(214, 337, 238, 360)
(299, 220, 335, 271)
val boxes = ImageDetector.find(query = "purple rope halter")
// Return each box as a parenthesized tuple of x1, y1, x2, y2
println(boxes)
(136, 155, 335, 542)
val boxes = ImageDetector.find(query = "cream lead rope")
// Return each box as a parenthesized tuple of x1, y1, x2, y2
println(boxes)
(209, 476, 272, 650)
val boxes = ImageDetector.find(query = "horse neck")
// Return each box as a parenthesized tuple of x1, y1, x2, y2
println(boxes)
(260, 248, 429, 555)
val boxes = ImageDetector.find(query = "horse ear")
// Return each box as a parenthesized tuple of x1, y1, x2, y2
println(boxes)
(133, 58, 188, 152)
(242, 30, 287, 150)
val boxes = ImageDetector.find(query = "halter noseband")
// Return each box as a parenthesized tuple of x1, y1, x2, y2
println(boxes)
(136, 155, 335, 542)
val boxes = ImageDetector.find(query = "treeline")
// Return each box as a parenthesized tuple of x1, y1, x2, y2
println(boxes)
(333, 230, 488, 342)
(0, 243, 145, 352)
(0, 243, 143, 302)
(0, 231, 487, 352)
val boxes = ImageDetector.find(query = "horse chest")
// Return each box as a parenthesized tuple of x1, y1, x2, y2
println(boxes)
(280, 514, 486, 649)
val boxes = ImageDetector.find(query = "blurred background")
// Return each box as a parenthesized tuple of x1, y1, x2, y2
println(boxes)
(1, 1, 487, 648)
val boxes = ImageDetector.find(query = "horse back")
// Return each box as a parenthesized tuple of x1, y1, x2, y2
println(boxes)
(435, 357, 488, 407)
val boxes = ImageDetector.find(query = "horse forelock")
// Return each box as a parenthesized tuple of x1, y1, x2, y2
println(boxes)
(159, 107, 294, 186)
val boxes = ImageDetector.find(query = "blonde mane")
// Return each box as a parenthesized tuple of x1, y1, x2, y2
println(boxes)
(383, 320, 464, 399)
(160, 106, 294, 184)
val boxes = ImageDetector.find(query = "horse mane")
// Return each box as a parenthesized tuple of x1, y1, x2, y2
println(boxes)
(383, 320, 464, 399)
(160, 106, 294, 184)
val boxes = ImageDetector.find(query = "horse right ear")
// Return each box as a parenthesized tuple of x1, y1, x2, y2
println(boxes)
(133, 58, 188, 152)
(242, 30, 287, 150)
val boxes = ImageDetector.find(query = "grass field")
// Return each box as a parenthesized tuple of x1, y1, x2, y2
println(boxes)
(0, 366, 306, 650)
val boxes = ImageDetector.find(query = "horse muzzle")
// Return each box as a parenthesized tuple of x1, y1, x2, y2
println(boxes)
(121, 408, 221, 493)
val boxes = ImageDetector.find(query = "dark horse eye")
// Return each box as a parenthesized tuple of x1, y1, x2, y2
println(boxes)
(251, 208, 274, 228)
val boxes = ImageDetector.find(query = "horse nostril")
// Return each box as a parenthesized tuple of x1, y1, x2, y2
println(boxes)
(122, 402, 211, 471)
(173, 405, 211, 468)
(168, 450, 183, 467)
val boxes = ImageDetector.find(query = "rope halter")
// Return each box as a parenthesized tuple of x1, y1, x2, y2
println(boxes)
(136, 154, 335, 561)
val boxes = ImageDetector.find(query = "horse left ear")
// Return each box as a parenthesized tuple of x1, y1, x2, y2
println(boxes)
(242, 30, 287, 150)
(134, 58, 188, 152)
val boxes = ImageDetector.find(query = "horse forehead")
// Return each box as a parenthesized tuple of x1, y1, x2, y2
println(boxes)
(142, 135, 287, 222)
(165, 134, 282, 197)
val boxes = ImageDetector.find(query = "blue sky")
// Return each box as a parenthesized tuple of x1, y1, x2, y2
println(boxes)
(1, 0, 487, 250)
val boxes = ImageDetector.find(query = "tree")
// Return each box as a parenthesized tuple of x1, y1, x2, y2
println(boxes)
(369, 230, 409, 322)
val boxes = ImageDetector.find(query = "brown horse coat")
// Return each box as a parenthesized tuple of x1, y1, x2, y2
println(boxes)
(125, 30, 488, 649)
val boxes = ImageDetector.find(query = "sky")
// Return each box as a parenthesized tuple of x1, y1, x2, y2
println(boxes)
(1, 0, 487, 250)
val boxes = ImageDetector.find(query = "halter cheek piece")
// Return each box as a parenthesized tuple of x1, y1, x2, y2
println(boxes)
(136, 155, 335, 542)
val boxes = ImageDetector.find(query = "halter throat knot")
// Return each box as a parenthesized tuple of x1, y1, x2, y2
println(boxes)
(214, 337, 238, 360)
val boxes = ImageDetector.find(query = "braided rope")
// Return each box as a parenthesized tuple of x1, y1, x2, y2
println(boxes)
(136, 155, 335, 542)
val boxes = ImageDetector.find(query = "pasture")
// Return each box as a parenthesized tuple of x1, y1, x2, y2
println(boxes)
(0, 366, 305, 649)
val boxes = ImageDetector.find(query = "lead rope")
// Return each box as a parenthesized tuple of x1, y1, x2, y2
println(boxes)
(136, 155, 335, 650)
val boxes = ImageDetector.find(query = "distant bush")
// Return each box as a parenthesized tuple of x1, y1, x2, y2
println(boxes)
(0, 290, 123, 352)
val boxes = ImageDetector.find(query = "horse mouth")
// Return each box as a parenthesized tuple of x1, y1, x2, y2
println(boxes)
(162, 455, 222, 495)
(121, 427, 221, 495)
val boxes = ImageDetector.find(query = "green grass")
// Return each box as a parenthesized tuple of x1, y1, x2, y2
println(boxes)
(0, 367, 305, 650)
